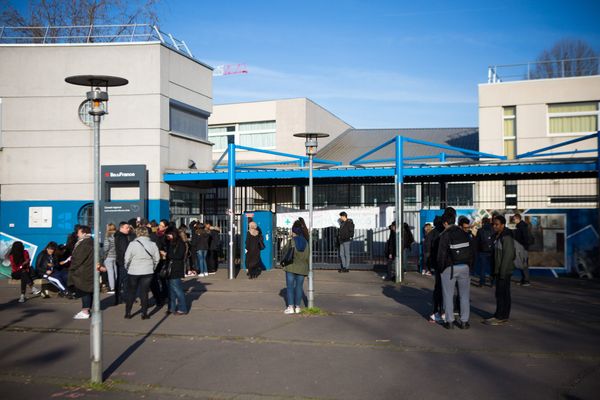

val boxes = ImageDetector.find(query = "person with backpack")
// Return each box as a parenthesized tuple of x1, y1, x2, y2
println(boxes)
(475, 217, 494, 287)
(483, 215, 516, 326)
(513, 213, 532, 286)
(437, 212, 474, 330)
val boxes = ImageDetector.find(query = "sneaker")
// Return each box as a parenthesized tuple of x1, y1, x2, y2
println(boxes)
(428, 313, 443, 323)
(18, 294, 26, 303)
(456, 321, 470, 330)
(521, 281, 531, 287)
(294, 306, 302, 314)
(424, 271, 432, 276)
(203, 273, 209, 277)
(107, 290, 115, 294)
(443, 321, 454, 330)
(284, 306, 295, 314)
(31, 286, 41, 296)
(73, 311, 90, 320)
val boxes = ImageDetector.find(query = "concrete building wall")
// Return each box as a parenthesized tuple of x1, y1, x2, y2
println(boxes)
(479, 75, 600, 157)
(0, 42, 213, 250)
(208, 98, 352, 162)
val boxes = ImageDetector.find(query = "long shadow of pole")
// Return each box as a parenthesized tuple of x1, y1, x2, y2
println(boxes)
(103, 313, 169, 381)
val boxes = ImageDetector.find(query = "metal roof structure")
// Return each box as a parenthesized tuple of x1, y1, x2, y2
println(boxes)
(164, 131, 599, 186)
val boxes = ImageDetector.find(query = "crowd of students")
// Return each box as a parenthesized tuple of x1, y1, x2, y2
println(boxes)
(9, 218, 222, 320)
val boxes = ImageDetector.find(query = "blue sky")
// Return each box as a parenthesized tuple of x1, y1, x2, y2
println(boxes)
(66, 1, 600, 128)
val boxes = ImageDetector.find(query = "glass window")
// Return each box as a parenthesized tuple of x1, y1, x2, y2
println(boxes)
(169, 101, 209, 141)
(447, 183, 474, 207)
(548, 101, 599, 135)
(208, 121, 276, 151)
(503, 106, 516, 159)
(78, 203, 93, 227)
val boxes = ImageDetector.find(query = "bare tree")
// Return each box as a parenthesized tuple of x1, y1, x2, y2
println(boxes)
(0, 0, 160, 43)
(531, 39, 599, 79)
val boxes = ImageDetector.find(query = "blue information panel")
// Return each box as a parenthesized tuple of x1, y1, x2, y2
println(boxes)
(241, 211, 275, 270)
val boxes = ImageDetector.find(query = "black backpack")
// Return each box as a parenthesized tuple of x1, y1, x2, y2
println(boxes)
(478, 227, 494, 253)
(449, 228, 473, 265)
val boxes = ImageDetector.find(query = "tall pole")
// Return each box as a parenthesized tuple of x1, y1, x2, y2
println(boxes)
(395, 136, 404, 283)
(307, 152, 314, 308)
(90, 112, 102, 383)
(228, 142, 235, 280)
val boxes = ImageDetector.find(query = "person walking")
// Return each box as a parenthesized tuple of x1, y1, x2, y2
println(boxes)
(282, 222, 309, 314)
(163, 228, 188, 315)
(437, 212, 473, 330)
(245, 221, 265, 279)
(337, 211, 354, 273)
(102, 223, 117, 294)
(513, 213, 531, 286)
(484, 215, 516, 326)
(10, 241, 40, 302)
(124, 226, 160, 320)
(68, 226, 94, 319)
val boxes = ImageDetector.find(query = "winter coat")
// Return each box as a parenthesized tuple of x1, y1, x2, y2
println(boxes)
(102, 234, 116, 261)
(69, 236, 94, 293)
(337, 218, 355, 244)
(114, 231, 131, 267)
(191, 230, 210, 252)
(513, 220, 531, 250)
(384, 228, 396, 259)
(476, 223, 495, 254)
(436, 225, 474, 273)
(124, 236, 160, 276)
(36, 252, 57, 273)
(282, 236, 309, 276)
(493, 229, 516, 278)
(166, 239, 186, 279)
(245, 233, 264, 272)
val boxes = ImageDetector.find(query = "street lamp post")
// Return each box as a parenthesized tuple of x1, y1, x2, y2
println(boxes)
(65, 75, 128, 383)
(293, 132, 329, 309)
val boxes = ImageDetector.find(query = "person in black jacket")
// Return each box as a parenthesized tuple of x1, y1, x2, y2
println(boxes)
(475, 217, 494, 287)
(512, 214, 531, 286)
(149, 219, 169, 306)
(245, 221, 265, 279)
(437, 212, 473, 330)
(114, 221, 134, 305)
(427, 216, 444, 323)
(337, 211, 354, 273)
(383, 221, 396, 281)
(191, 223, 211, 277)
(164, 227, 188, 315)
(205, 220, 221, 274)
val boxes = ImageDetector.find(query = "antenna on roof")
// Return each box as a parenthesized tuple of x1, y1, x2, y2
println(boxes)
(213, 63, 249, 77)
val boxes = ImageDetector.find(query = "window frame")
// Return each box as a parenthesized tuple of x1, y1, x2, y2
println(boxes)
(547, 101, 599, 137)
(208, 120, 276, 152)
(502, 106, 517, 159)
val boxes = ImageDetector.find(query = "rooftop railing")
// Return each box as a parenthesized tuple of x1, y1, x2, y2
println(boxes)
(0, 24, 193, 58)
(488, 57, 600, 83)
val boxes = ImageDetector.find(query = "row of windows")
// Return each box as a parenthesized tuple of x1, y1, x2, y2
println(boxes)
(208, 121, 276, 151)
(502, 101, 599, 159)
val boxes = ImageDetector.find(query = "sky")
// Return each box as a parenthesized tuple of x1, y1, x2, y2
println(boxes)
(15, 0, 600, 129)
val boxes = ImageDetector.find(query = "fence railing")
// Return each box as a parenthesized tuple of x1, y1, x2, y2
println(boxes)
(0, 24, 192, 58)
(488, 57, 600, 83)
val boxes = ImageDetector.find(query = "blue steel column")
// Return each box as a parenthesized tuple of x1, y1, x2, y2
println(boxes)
(227, 143, 236, 280)
(395, 136, 404, 283)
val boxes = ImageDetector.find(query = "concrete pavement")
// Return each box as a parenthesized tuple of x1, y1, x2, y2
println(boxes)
(1, 269, 599, 399)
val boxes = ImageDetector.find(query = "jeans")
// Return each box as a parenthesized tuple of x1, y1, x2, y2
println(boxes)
(126, 274, 153, 316)
(441, 264, 470, 323)
(104, 257, 117, 291)
(495, 277, 511, 320)
(77, 289, 92, 310)
(476, 252, 492, 286)
(196, 250, 208, 274)
(285, 272, 305, 307)
(116, 263, 128, 303)
(12, 270, 33, 294)
(168, 278, 188, 313)
(519, 250, 530, 283)
(339, 241, 351, 269)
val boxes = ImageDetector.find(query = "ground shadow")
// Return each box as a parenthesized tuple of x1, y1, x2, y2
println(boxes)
(103, 312, 169, 380)
(181, 278, 209, 312)
(19, 345, 75, 365)
(382, 284, 492, 321)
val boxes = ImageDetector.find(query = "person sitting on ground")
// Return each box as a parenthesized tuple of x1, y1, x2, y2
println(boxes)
(10, 241, 40, 303)
(37, 241, 69, 297)
(282, 221, 309, 314)
(124, 226, 160, 320)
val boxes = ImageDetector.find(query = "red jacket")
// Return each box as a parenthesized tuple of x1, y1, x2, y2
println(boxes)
(10, 250, 30, 273)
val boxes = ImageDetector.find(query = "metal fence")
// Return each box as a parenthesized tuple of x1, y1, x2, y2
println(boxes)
(0, 24, 192, 58)
(488, 57, 600, 83)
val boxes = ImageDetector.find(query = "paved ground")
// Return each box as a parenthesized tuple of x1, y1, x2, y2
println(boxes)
(1, 268, 599, 400)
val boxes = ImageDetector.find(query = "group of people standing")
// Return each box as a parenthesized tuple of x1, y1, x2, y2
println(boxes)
(423, 208, 530, 329)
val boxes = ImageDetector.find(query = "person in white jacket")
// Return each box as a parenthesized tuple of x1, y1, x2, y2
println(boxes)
(124, 226, 160, 320)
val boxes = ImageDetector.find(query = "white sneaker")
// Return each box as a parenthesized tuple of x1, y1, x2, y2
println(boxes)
(203, 273, 209, 277)
(284, 306, 295, 314)
(73, 311, 90, 320)
(294, 306, 302, 314)
(107, 290, 115, 294)
(18, 294, 26, 303)
(31, 286, 41, 295)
